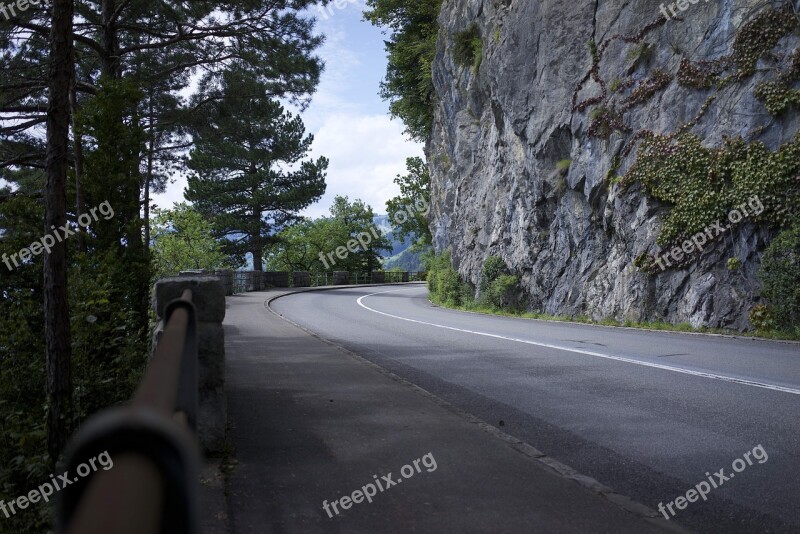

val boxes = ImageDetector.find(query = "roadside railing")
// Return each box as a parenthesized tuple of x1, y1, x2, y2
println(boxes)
(180, 269, 427, 295)
(57, 289, 200, 534)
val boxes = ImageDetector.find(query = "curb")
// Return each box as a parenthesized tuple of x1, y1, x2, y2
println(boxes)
(264, 285, 693, 533)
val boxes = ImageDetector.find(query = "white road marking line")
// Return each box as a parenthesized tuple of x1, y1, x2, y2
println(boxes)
(356, 288, 800, 396)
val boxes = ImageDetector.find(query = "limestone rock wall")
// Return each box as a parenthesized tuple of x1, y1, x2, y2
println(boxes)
(428, 0, 799, 329)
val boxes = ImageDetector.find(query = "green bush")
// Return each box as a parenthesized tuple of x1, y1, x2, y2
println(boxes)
(758, 224, 800, 333)
(426, 251, 471, 306)
(727, 257, 742, 271)
(749, 304, 776, 333)
(426, 252, 522, 311)
(478, 256, 522, 309)
(484, 274, 520, 310)
(453, 24, 483, 71)
(479, 255, 506, 292)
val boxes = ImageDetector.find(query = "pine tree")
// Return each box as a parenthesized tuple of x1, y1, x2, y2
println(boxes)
(186, 68, 328, 271)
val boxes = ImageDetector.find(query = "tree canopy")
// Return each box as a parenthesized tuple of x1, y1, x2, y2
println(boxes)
(150, 202, 229, 280)
(364, 0, 442, 142)
(266, 196, 391, 273)
(185, 68, 328, 271)
(386, 156, 432, 248)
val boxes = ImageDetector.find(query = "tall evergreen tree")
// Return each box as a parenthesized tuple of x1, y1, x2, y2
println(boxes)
(44, 0, 75, 465)
(186, 68, 328, 271)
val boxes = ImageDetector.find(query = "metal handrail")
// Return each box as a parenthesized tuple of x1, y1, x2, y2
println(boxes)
(58, 290, 200, 534)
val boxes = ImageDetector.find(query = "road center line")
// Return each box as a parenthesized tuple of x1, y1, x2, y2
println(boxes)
(356, 288, 800, 396)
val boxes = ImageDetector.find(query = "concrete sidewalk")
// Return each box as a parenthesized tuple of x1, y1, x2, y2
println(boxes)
(220, 289, 687, 533)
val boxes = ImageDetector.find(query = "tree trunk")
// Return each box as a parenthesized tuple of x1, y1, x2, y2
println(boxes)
(251, 230, 263, 272)
(251, 185, 263, 271)
(101, 0, 121, 78)
(143, 95, 155, 257)
(70, 63, 86, 253)
(44, 0, 74, 466)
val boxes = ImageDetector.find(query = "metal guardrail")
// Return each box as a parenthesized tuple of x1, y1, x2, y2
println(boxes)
(58, 290, 200, 534)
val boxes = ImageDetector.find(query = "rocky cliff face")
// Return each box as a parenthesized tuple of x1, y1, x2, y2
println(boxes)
(427, 0, 800, 329)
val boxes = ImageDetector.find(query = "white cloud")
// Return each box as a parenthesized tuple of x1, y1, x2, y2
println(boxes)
(305, 113, 424, 218)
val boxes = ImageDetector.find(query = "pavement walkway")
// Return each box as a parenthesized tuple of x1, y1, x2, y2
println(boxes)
(216, 288, 687, 533)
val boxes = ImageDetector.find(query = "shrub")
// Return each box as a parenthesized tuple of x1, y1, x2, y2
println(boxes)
(626, 42, 652, 66)
(426, 253, 522, 310)
(479, 255, 506, 292)
(478, 256, 522, 309)
(758, 224, 800, 332)
(426, 251, 472, 306)
(453, 24, 483, 71)
(484, 274, 520, 310)
(749, 304, 776, 332)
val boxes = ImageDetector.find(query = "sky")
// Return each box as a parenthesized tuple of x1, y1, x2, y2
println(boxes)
(152, 0, 425, 219)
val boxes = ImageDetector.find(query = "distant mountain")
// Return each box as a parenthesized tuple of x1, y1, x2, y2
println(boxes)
(373, 214, 425, 271)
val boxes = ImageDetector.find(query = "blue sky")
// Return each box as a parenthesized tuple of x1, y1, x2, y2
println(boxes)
(154, 1, 425, 219)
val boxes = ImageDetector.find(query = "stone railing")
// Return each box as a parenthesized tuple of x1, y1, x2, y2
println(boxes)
(179, 270, 426, 296)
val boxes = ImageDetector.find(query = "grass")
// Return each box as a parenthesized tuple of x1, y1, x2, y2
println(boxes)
(430, 297, 800, 341)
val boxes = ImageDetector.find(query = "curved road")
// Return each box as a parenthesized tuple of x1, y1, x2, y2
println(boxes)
(271, 284, 800, 533)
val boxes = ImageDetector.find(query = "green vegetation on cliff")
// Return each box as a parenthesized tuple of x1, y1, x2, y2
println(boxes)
(365, 0, 443, 142)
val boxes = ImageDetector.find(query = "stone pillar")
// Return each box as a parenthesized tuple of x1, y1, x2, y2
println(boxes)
(242, 271, 255, 292)
(371, 271, 385, 284)
(333, 271, 350, 285)
(214, 269, 234, 296)
(402, 272, 410, 282)
(264, 272, 289, 288)
(252, 271, 264, 291)
(153, 276, 227, 454)
(293, 271, 311, 287)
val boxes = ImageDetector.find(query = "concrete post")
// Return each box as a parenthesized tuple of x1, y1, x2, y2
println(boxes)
(333, 271, 350, 285)
(293, 271, 311, 287)
(243, 271, 255, 292)
(264, 272, 289, 288)
(214, 269, 234, 296)
(252, 271, 263, 291)
(153, 276, 227, 454)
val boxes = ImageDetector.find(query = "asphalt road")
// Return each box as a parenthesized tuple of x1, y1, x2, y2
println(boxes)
(271, 284, 800, 533)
